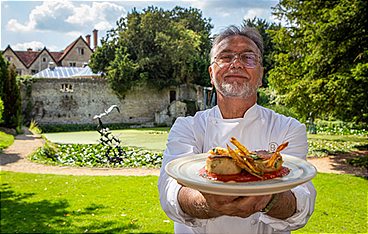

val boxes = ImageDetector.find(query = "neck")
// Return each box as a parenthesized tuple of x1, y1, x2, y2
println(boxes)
(217, 92, 257, 119)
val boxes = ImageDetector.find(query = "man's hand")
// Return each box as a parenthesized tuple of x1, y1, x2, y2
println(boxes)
(178, 187, 271, 219)
(201, 192, 272, 218)
(178, 187, 296, 220)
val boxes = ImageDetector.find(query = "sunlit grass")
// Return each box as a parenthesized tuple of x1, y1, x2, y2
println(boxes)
(43, 128, 169, 151)
(0, 171, 173, 233)
(0, 131, 14, 151)
(2, 172, 367, 233)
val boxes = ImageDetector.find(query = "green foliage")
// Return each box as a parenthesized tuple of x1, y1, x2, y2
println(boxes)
(269, 0, 368, 123)
(314, 119, 368, 136)
(30, 143, 163, 168)
(0, 98, 3, 122)
(29, 119, 42, 134)
(2, 64, 22, 128)
(19, 77, 34, 125)
(346, 155, 368, 169)
(242, 18, 281, 87)
(39, 123, 133, 133)
(0, 131, 14, 151)
(0, 172, 173, 233)
(308, 138, 367, 157)
(89, 6, 212, 96)
(0, 55, 7, 98)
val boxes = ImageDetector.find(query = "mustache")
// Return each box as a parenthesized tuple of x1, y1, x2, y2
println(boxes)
(223, 70, 249, 78)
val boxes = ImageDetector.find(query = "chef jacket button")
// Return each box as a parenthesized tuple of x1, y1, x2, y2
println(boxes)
(251, 219, 257, 225)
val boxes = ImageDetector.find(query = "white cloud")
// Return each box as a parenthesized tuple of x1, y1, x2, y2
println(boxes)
(6, 0, 125, 33)
(243, 8, 271, 21)
(11, 41, 57, 51)
(65, 2, 126, 30)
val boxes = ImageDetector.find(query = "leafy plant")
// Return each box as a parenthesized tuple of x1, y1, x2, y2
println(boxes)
(0, 131, 14, 151)
(29, 119, 42, 134)
(346, 156, 368, 169)
(30, 143, 163, 168)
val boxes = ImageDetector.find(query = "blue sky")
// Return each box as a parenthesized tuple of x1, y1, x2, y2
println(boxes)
(1, 0, 279, 51)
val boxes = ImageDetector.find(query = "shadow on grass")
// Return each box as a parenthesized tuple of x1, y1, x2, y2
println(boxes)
(0, 184, 140, 233)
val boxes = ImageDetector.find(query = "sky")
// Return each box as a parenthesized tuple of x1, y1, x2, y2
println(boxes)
(1, 0, 279, 52)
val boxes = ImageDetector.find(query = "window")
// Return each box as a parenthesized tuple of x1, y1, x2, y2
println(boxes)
(77, 48, 84, 55)
(170, 90, 176, 103)
(60, 83, 73, 93)
(69, 62, 76, 67)
(16, 69, 22, 75)
(31, 69, 39, 74)
(5, 56, 12, 61)
(42, 57, 47, 62)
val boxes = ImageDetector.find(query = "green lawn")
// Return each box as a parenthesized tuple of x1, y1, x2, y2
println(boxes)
(0, 131, 14, 151)
(43, 128, 169, 152)
(43, 129, 368, 157)
(1, 171, 367, 233)
(0, 171, 172, 233)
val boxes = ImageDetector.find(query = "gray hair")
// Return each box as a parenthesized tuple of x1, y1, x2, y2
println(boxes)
(210, 25, 264, 64)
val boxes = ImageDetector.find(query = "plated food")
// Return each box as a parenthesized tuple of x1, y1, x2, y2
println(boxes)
(200, 137, 290, 182)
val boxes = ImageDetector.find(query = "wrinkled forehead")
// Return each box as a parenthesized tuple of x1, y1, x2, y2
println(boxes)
(212, 35, 261, 56)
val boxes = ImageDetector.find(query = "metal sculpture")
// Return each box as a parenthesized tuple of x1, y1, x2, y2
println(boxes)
(93, 105, 125, 164)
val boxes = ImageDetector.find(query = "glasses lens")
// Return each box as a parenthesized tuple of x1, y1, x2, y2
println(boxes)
(215, 52, 258, 68)
(240, 53, 257, 67)
(216, 53, 234, 64)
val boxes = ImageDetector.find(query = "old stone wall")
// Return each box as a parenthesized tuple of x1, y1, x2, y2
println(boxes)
(20, 78, 205, 126)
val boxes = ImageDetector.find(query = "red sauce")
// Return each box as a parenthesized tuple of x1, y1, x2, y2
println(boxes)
(199, 167, 290, 182)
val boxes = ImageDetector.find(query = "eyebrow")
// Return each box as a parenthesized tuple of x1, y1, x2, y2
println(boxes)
(217, 48, 256, 54)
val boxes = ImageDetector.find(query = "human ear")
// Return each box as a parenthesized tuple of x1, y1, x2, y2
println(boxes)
(208, 65, 214, 85)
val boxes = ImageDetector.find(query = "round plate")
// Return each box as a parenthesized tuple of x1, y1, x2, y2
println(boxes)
(165, 153, 317, 196)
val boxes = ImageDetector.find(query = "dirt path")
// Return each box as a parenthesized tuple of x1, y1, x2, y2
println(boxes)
(1, 130, 367, 177)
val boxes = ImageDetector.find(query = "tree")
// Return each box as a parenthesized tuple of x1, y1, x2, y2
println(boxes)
(0, 55, 7, 98)
(242, 17, 280, 87)
(89, 6, 213, 96)
(268, 0, 368, 123)
(2, 64, 21, 128)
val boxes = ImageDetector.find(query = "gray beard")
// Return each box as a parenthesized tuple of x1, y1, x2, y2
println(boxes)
(214, 79, 257, 99)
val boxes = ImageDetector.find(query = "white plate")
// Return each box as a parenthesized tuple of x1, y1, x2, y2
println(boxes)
(165, 153, 317, 196)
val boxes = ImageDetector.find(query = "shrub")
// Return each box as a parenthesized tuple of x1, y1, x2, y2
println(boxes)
(30, 143, 163, 168)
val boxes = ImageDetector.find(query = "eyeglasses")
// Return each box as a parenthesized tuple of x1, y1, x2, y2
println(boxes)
(213, 52, 261, 68)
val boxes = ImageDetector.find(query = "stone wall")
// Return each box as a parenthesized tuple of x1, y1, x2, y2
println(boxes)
(21, 78, 205, 126)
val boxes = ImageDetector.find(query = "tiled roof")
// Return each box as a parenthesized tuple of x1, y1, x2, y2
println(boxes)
(49, 52, 64, 62)
(14, 51, 39, 67)
(3, 36, 92, 68)
(32, 67, 84, 78)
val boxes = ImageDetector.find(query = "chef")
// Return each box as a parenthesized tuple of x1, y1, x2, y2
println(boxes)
(158, 25, 316, 234)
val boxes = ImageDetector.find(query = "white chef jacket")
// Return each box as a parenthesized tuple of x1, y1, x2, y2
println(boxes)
(158, 104, 316, 234)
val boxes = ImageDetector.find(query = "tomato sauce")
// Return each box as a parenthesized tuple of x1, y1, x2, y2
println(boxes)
(199, 167, 290, 182)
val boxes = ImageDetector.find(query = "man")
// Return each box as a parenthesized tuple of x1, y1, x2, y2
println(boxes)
(158, 25, 316, 234)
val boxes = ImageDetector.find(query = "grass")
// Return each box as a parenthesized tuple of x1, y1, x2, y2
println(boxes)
(1, 171, 367, 233)
(293, 173, 368, 233)
(0, 171, 173, 233)
(43, 128, 169, 152)
(0, 131, 14, 151)
(43, 129, 368, 157)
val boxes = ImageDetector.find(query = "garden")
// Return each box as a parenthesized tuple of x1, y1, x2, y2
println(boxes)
(1, 123, 367, 233)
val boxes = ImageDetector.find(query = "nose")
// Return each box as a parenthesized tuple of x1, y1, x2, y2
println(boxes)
(230, 55, 245, 69)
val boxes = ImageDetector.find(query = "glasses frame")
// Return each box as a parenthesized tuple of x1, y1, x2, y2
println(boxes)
(212, 52, 261, 69)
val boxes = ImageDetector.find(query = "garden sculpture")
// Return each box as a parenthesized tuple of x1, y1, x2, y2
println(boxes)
(93, 105, 126, 164)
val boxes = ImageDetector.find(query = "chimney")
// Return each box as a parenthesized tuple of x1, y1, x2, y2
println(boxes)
(27, 48, 33, 52)
(93, 29, 98, 50)
(86, 34, 91, 48)
(48, 62, 55, 71)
